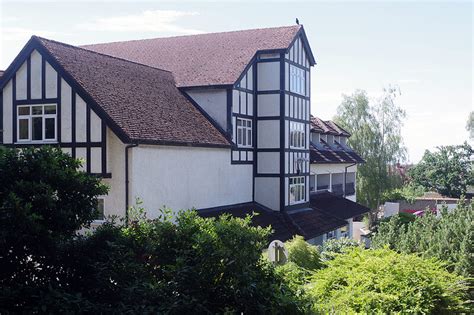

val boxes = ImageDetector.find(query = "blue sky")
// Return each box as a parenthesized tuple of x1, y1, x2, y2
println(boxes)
(1, 1, 472, 162)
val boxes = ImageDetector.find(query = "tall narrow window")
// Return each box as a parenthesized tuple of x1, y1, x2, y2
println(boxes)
(290, 122, 305, 149)
(17, 104, 57, 142)
(289, 176, 305, 204)
(289, 65, 306, 95)
(236, 118, 252, 147)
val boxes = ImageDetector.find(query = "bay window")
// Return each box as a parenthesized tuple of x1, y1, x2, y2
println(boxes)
(289, 65, 305, 95)
(236, 117, 252, 147)
(290, 121, 305, 149)
(17, 104, 57, 142)
(289, 176, 305, 204)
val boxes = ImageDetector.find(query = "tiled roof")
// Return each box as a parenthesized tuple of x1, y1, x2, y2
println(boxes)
(35, 36, 230, 147)
(198, 203, 296, 241)
(310, 191, 370, 220)
(82, 25, 309, 87)
(285, 208, 347, 240)
(310, 116, 350, 136)
(310, 139, 364, 164)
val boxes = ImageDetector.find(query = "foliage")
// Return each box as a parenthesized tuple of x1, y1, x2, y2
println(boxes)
(307, 247, 471, 314)
(381, 184, 425, 203)
(0, 146, 108, 303)
(0, 146, 306, 313)
(372, 200, 474, 276)
(334, 87, 406, 216)
(319, 237, 361, 261)
(408, 143, 474, 198)
(285, 235, 322, 271)
(467, 111, 474, 139)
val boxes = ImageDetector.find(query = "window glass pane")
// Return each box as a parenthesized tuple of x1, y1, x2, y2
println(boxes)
(18, 107, 30, 116)
(32, 117, 42, 140)
(45, 118, 55, 139)
(242, 128, 247, 145)
(96, 199, 105, 220)
(32, 106, 43, 115)
(237, 129, 242, 145)
(247, 130, 252, 146)
(19, 119, 29, 140)
(237, 119, 242, 126)
(44, 105, 56, 114)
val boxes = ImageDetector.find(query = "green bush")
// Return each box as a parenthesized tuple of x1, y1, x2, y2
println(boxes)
(285, 235, 322, 271)
(0, 147, 306, 313)
(372, 200, 474, 276)
(307, 247, 470, 313)
(319, 237, 361, 261)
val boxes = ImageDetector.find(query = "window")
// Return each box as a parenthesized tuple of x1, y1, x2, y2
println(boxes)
(95, 199, 105, 221)
(326, 230, 336, 240)
(289, 65, 305, 95)
(236, 118, 252, 147)
(340, 225, 349, 238)
(289, 176, 305, 204)
(290, 122, 305, 149)
(17, 104, 57, 142)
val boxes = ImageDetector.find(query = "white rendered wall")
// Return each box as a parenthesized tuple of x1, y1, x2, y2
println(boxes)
(2, 80, 13, 143)
(102, 128, 127, 218)
(187, 89, 227, 130)
(129, 145, 253, 218)
(255, 177, 280, 210)
(257, 62, 280, 91)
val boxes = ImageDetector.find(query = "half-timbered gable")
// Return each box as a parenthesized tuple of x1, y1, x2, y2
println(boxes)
(1, 44, 109, 177)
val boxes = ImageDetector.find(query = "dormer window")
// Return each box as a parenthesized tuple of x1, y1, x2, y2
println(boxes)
(340, 137, 347, 145)
(327, 135, 334, 145)
(320, 134, 328, 143)
(17, 104, 57, 142)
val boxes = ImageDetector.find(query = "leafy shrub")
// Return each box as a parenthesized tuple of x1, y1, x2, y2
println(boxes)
(285, 235, 322, 271)
(0, 147, 306, 313)
(319, 237, 361, 261)
(307, 247, 471, 313)
(372, 200, 474, 276)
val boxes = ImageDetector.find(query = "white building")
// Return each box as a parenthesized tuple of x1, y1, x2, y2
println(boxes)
(0, 25, 367, 244)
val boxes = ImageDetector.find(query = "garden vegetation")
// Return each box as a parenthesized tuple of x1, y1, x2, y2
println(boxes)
(0, 147, 471, 313)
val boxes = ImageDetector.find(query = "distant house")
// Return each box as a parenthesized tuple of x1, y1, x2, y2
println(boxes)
(0, 25, 368, 244)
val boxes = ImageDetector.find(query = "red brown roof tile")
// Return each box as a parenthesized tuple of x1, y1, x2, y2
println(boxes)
(82, 25, 307, 87)
(35, 36, 230, 147)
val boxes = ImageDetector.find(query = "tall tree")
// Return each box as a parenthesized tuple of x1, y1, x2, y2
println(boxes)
(408, 143, 473, 198)
(467, 111, 474, 140)
(334, 87, 406, 215)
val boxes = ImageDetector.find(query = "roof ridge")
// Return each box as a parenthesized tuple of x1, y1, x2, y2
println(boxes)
(81, 24, 301, 47)
(84, 24, 301, 46)
(33, 35, 173, 74)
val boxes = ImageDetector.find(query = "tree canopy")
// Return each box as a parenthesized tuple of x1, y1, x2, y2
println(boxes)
(408, 143, 473, 198)
(334, 87, 406, 212)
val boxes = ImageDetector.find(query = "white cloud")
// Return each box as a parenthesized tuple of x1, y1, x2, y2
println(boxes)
(397, 79, 420, 84)
(77, 10, 202, 34)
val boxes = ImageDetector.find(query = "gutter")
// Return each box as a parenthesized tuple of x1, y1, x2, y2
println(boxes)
(125, 143, 138, 225)
(343, 163, 357, 198)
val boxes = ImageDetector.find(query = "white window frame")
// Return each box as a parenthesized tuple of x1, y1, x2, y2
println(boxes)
(289, 65, 306, 95)
(290, 121, 305, 149)
(16, 104, 57, 143)
(326, 230, 336, 240)
(236, 117, 252, 148)
(289, 176, 305, 205)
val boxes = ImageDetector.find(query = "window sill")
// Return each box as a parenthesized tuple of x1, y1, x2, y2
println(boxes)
(15, 141, 58, 145)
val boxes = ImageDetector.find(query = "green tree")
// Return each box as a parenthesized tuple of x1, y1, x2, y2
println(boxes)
(0, 146, 108, 294)
(467, 111, 474, 139)
(372, 200, 473, 276)
(307, 247, 470, 314)
(334, 87, 406, 216)
(408, 143, 473, 198)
